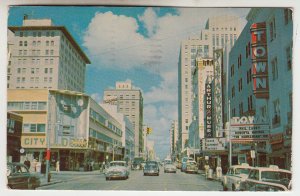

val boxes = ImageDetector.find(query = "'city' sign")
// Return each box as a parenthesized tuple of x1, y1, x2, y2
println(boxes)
(251, 22, 269, 99)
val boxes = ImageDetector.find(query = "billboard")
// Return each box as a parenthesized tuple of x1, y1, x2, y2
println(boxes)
(205, 81, 213, 138)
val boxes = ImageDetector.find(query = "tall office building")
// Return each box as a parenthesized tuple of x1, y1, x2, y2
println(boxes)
(178, 15, 241, 153)
(190, 58, 214, 149)
(7, 17, 90, 92)
(169, 120, 179, 158)
(103, 80, 144, 156)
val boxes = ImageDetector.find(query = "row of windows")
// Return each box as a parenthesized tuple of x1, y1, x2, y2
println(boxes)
(8, 101, 47, 111)
(15, 58, 55, 65)
(16, 67, 53, 74)
(90, 109, 121, 136)
(17, 49, 54, 56)
(212, 27, 237, 31)
(15, 76, 53, 83)
(19, 31, 56, 37)
(19, 40, 55, 47)
(23, 123, 46, 133)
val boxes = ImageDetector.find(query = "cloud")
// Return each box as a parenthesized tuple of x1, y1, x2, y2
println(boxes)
(83, 8, 249, 159)
(90, 93, 103, 104)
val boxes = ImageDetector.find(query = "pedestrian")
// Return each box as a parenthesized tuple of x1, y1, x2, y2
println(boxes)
(32, 158, 38, 172)
(56, 160, 60, 172)
(24, 158, 31, 170)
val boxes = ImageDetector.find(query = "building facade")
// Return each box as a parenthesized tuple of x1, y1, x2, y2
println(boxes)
(7, 89, 124, 171)
(7, 18, 90, 92)
(103, 80, 144, 156)
(169, 120, 178, 160)
(227, 8, 293, 169)
(7, 112, 23, 163)
(190, 58, 214, 151)
(178, 15, 241, 154)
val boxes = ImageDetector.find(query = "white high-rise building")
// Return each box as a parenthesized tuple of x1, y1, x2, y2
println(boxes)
(170, 120, 179, 158)
(7, 18, 90, 92)
(103, 80, 143, 157)
(178, 15, 242, 153)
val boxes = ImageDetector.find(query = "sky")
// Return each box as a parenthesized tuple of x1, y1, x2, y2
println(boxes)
(7, 6, 250, 159)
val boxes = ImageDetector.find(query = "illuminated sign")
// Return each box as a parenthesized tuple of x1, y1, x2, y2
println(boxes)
(203, 138, 226, 151)
(21, 135, 46, 148)
(230, 116, 270, 143)
(205, 82, 213, 138)
(251, 22, 269, 99)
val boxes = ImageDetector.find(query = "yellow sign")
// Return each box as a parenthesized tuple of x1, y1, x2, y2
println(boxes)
(21, 135, 46, 148)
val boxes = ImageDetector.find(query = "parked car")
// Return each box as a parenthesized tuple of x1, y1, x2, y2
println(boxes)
(105, 161, 130, 180)
(143, 161, 160, 176)
(247, 180, 289, 191)
(221, 163, 253, 191)
(164, 163, 177, 173)
(181, 157, 194, 172)
(7, 162, 41, 189)
(185, 160, 198, 174)
(240, 165, 291, 191)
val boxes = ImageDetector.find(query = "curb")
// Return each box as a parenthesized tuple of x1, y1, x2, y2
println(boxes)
(39, 180, 63, 187)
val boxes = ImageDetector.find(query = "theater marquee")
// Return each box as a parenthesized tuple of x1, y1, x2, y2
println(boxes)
(250, 22, 269, 99)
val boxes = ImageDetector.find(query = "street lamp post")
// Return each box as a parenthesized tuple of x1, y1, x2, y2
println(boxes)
(228, 100, 232, 167)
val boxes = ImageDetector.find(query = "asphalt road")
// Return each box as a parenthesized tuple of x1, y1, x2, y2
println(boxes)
(38, 168, 223, 191)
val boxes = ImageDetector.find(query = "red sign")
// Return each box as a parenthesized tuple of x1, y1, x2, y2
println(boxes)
(251, 22, 269, 99)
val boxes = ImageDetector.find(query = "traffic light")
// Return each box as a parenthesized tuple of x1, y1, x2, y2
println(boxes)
(146, 127, 152, 134)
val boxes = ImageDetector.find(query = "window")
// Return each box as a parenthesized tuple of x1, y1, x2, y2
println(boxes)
(19, 50, 22, 55)
(37, 32, 42, 37)
(20, 32, 23, 37)
(286, 43, 292, 70)
(45, 50, 49, 55)
(31, 68, 35, 74)
(32, 41, 36, 46)
(23, 50, 27, 55)
(37, 41, 41, 46)
(33, 32, 37, 37)
(46, 32, 50, 37)
(24, 41, 27, 46)
(22, 68, 26, 74)
(46, 41, 49, 46)
(51, 41, 54, 46)
(51, 32, 55, 37)
(17, 68, 21, 73)
(239, 102, 243, 116)
(260, 105, 267, 120)
(231, 86, 235, 98)
(19, 41, 23, 46)
(231, 64, 235, 77)
(248, 95, 253, 111)
(238, 78, 243, 92)
(49, 68, 53, 74)
(269, 18, 276, 41)
(271, 57, 278, 80)
(284, 8, 292, 25)
(49, 77, 52, 82)
(44, 68, 48, 74)
(45, 59, 49, 64)
(273, 99, 281, 126)
(50, 50, 54, 55)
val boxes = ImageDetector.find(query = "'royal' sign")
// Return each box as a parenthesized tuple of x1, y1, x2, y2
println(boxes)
(251, 22, 269, 99)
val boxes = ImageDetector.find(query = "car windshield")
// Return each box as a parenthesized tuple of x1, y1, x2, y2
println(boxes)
(261, 171, 291, 187)
(146, 162, 157, 167)
(110, 162, 126, 167)
(235, 168, 251, 174)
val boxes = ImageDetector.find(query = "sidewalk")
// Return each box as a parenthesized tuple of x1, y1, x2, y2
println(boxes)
(39, 169, 103, 187)
(197, 169, 222, 182)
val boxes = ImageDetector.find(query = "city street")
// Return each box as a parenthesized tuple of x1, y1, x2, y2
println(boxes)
(37, 169, 222, 191)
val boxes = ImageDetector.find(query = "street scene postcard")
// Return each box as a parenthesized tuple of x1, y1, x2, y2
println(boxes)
(2, 0, 298, 193)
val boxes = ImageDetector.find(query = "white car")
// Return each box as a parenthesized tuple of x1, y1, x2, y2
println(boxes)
(241, 165, 291, 191)
(164, 163, 177, 173)
(105, 161, 130, 180)
(222, 163, 253, 191)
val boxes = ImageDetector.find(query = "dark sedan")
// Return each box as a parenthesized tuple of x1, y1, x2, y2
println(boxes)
(7, 162, 41, 189)
(143, 161, 160, 176)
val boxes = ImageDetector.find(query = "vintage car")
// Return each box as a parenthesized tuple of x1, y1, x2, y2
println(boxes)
(240, 165, 291, 191)
(181, 157, 194, 172)
(247, 180, 289, 191)
(143, 161, 160, 176)
(105, 161, 130, 180)
(221, 163, 253, 191)
(131, 157, 144, 170)
(7, 162, 41, 189)
(164, 163, 177, 173)
(185, 160, 198, 174)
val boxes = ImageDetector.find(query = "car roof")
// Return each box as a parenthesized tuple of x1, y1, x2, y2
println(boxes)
(110, 161, 126, 164)
(230, 164, 253, 169)
(252, 166, 291, 174)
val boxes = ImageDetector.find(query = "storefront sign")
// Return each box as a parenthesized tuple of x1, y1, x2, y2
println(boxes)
(230, 116, 270, 142)
(205, 82, 213, 138)
(52, 138, 88, 148)
(21, 135, 46, 148)
(203, 138, 226, 151)
(251, 22, 269, 99)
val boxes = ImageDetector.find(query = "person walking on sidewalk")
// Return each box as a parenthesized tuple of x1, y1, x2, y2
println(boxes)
(24, 158, 31, 170)
(56, 160, 60, 172)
